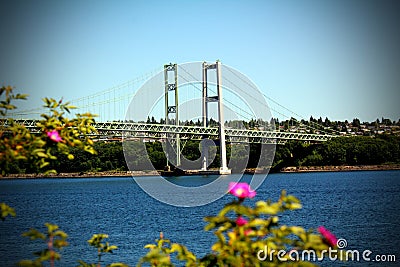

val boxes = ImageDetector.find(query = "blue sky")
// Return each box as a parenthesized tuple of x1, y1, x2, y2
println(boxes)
(1, 0, 399, 122)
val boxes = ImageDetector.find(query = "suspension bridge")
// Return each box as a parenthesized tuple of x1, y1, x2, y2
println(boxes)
(8, 61, 337, 174)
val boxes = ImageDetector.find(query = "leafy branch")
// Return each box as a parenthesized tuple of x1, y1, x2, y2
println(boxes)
(77, 234, 128, 267)
(19, 223, 69, 267)
(0, 86, 97, 175)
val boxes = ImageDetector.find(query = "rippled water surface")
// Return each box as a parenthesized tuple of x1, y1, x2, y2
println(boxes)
(0, 171, 399, 266)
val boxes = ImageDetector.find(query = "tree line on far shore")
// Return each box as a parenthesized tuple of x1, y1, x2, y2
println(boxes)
(5, 134, 399, 175)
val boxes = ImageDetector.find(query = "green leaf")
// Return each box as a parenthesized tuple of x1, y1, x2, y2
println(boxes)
(53, 239, 69, 249)
(45, 223, 59, 233)
(1, 203, 16, 221)
(286, 202, 302, 210)
(39, 161, 50, 169)
(104, 244, 118, 253)
(255, 201, 280, 215)
(286, 195, 301, 203)
(247, 218, 268, 228)
(18, 259, 42, 267)
(66, 105, 77, 109)
(36, 152, 48, 158)
(144, 244, 156, 249)
(88, 233, 109, 248)
(22, 228, 46, 240)
(54, 230, 68, 239)
(107, 263, 129, 267)
(42, 97, 51, 107)
(43, 169, 57, 175)
(15, 93, 29, 99)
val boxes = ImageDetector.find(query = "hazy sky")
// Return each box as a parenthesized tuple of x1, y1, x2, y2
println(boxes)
(1, 0, 399, 122)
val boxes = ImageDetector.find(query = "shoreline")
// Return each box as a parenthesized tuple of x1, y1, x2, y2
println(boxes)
(279, 164, 400, 173)
(1, 164, 400, 179)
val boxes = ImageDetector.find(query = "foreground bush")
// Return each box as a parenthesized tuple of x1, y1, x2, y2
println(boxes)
(138, 183, 339, 267)
(0, 86, 97, 175)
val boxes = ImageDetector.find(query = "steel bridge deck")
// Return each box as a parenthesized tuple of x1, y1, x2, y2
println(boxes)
(6, 119, 335, 144)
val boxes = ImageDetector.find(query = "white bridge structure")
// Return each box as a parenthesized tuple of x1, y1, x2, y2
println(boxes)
(7, 61, 337, 174)
(11, 119, 334, 143)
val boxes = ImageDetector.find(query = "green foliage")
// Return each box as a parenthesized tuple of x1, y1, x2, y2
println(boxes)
(0, 86, 28, 116)
(19, 223, 69, 267)
(18, 224, 127, 267)
(0, 86, 97, 175)
(0, 202, 16, 221)
(50, 141, 128, 173)
(139, 190, 340, 267)
(8, 135, 394, 175)
(318, 136, 398, 165)
(138, 232, 197, 267)
(77, 233, 128, 267)
(273, 136, 400, 169)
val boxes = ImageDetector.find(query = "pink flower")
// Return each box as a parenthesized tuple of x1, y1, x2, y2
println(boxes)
(236, 216, 248, 226)
(318, 226, 338, 247)
(228, 182, 256, 199)
(47, 130, 62, 142)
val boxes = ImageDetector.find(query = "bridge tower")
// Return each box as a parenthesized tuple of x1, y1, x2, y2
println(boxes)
(202, 61, 231, 174)
(164, 63, 181, 167)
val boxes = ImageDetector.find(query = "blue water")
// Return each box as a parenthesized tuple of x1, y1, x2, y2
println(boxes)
(0, 171, 399, 266)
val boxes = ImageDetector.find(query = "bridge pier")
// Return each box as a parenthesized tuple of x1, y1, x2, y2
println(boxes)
(164, 63, 181, 167)
(202, 61, 231, 175)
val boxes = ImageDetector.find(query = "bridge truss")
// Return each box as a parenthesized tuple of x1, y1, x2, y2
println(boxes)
(9, 119, 335, 144)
